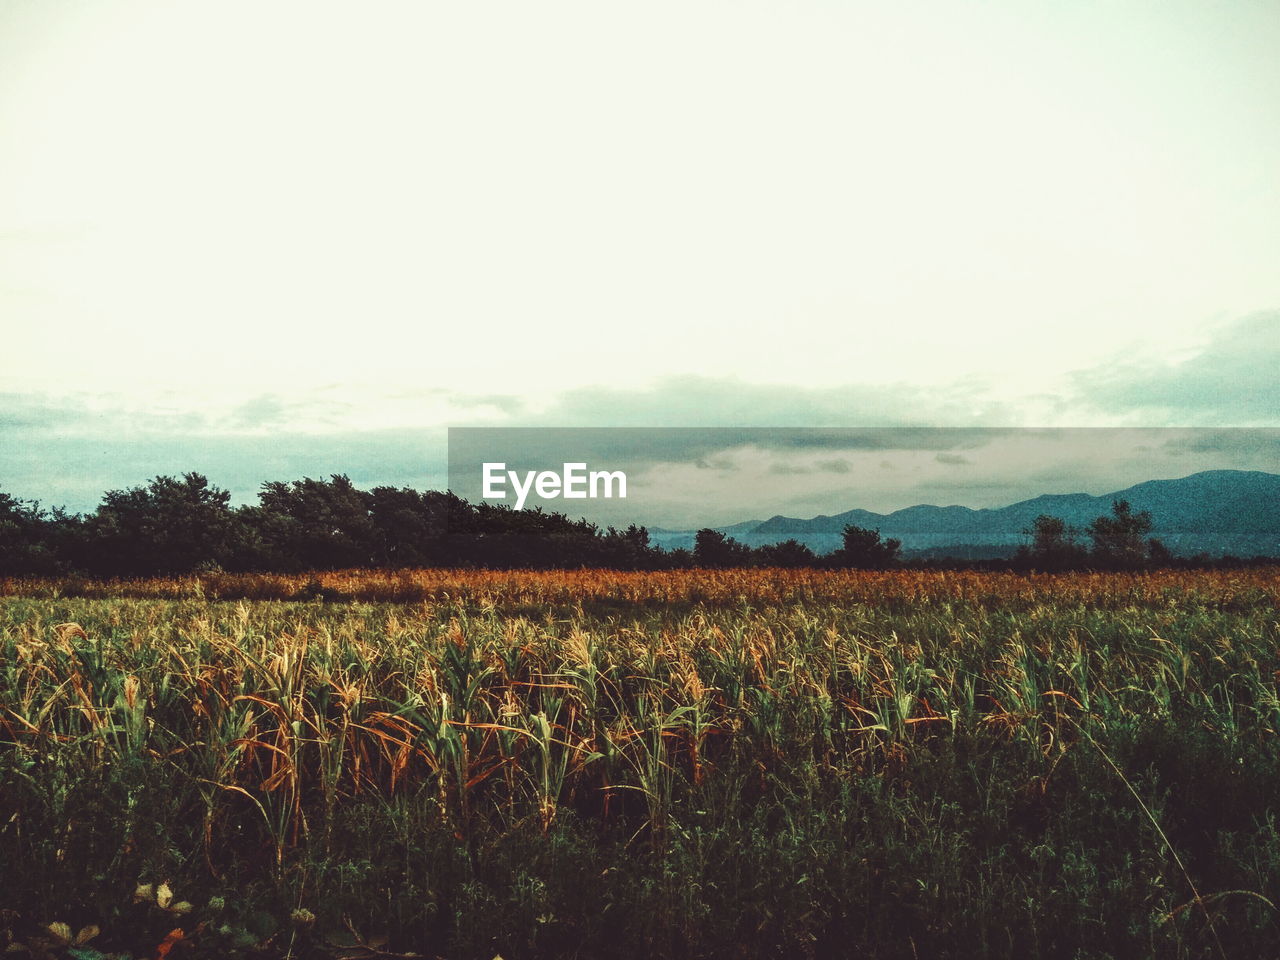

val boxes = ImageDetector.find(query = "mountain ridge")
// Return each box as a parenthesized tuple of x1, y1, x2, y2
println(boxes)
(647, 470, 1280, 557)
(752, 470, 1280, 536)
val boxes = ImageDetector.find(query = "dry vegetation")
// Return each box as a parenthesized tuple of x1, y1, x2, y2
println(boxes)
(1, 568, 1278, 958)
(4, 565, 1278, 606)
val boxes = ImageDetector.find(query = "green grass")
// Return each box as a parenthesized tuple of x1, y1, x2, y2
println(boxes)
(1, 569, 1278, 958)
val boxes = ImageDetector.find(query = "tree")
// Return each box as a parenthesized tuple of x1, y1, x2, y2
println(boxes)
(247, 475, 378, 570)
(757, 538, 817, 568)
(1147, 537, 1174, 566)
(0, 491, 62, 575)
(367, 486, 446, 567)
(693, 529, 753, 568)
(1017, 514, 1087, 570)
(599, 523, 654, 570)
(1087, 500, 1155, 569)
(83, 473, 245, 575)
(831, 525, 901, 569)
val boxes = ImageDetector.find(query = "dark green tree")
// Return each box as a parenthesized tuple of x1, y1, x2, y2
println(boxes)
(757, 538, 818, 568)
(83, 473, 244, 575)
(599, 523, 655, 569)
(1088, 499, 1155, 569)
(830, 524, 901, 569)
(245, 475, 377, 570)
(1017, 514, 1088, 570)
(693, 528, 753, 568)
(367, 486, 449, 567)
(0, 491, 62, 575)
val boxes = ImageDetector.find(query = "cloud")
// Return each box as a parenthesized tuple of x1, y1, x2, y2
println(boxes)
(5, 309, 1278, 520)
(0, 415, 448, 513)
(694, 456, 739, 472)
(221, 393, 365, 431)
(0, 393, 84, 430)
(817, 458, 853, 474)
(0, 384, 535, 516)
(447, 393, 524, 415)
(1071, 312, 1279, 424)
(444, 426, 1022, 497)
(227, 394, 290, 430)
(438, 376, 1029, 479)
(768, 458, 854, 476)
(0, 392, 213, 435)
(1156, 429, 1280, 460)
(530, 374, 1017, 428)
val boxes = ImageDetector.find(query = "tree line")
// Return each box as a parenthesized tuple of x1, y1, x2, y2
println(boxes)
(691, 499, 1207, 571)
(0, 473, 1266, 576)
(1011, 500, 1171, 571)
(0, 474, 657, 576)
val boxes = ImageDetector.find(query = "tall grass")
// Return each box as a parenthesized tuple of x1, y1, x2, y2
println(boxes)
(1, 568, 1278, 958)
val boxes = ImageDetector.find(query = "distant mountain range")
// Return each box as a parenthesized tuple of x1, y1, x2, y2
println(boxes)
(649, 470, 1280, 558)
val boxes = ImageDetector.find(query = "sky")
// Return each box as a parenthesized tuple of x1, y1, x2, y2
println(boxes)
(446, 427, 1280, 527)
(2, 0, 1278, 517)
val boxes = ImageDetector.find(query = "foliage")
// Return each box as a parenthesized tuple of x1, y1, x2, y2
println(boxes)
(76, 473, 248, 577)
(831, 524, 902, 568)
(1088, 499, 1157, 569)
(0, 493, 61, 576)
(247, 474, 381, 570)
(1, 568, 1278, 958)
(692, 528, 753, 568)
(755, 537, 818, 567)
(1016, 514, 1089, 571)
(0, 476, 1274, 576)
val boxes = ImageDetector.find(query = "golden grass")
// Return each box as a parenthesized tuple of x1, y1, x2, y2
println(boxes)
(3, 564, 1277, 608)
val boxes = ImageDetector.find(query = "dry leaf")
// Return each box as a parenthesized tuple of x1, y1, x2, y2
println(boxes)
(156, 882, 173, 909)
(45, 922, 72, 945)
(75, 924, 100, 945)
(154, 927, 184, 959)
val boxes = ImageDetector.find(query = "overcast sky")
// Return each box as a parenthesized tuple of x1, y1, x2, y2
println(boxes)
(2, 1, 1277, 514)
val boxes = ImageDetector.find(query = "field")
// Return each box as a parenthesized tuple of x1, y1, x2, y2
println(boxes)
(2, 568, 1279, 958)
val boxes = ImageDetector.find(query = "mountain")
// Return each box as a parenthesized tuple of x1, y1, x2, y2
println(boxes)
(660, 470, 1280, 558)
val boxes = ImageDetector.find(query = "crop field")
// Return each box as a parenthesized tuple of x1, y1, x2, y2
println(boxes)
(1, 568, 1279, 958)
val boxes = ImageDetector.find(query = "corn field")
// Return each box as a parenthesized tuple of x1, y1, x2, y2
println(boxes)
(2, 568, 1279, 958)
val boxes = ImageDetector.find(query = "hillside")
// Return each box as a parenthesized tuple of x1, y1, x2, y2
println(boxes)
(649, 470, 1280, 557)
